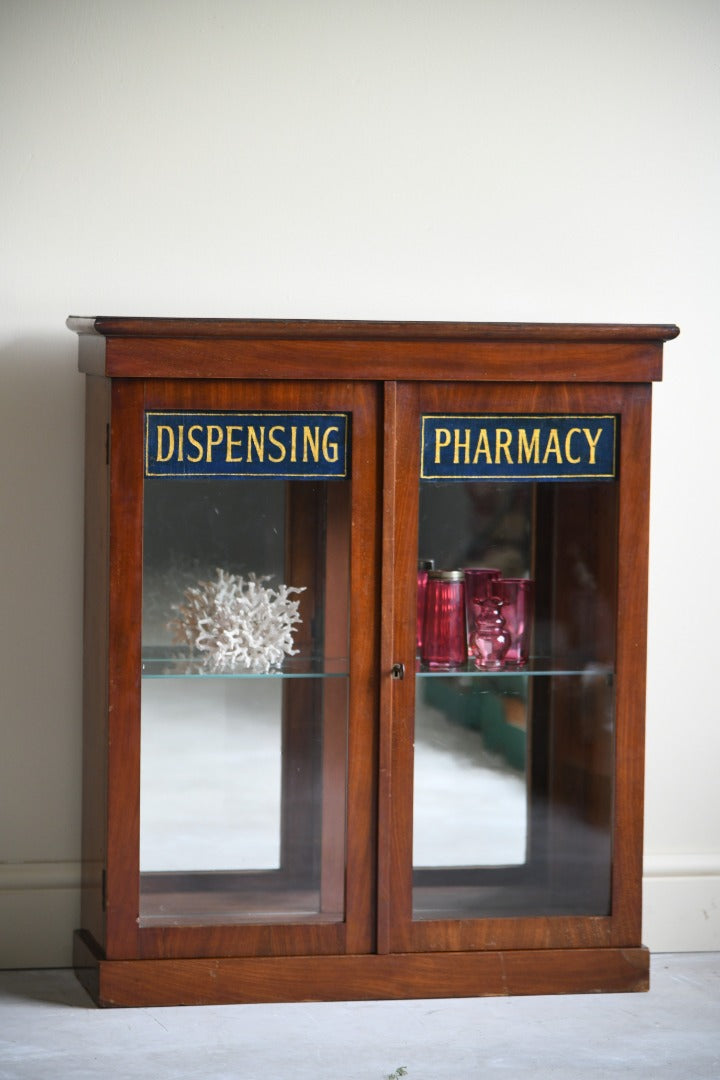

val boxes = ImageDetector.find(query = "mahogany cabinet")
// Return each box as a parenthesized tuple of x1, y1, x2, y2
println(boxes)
(69, 317, 677, 1007)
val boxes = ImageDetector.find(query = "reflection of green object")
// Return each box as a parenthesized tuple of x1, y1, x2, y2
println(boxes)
(422, 677, 526, 771)
(481, 703, 525, 772)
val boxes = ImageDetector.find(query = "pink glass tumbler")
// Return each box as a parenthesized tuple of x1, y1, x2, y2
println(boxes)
(421, 570, 467, 669)
(463, 568, 501, 659)
(495, 578, 534, 667)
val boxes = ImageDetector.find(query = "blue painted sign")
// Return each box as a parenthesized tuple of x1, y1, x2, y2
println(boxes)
(421, 415, 616, 481)
(145, 412, 349, 479)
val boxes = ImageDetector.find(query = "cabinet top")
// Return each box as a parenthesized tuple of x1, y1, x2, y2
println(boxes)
(68, 317, 678, 382)
(68, 316, 679, 342)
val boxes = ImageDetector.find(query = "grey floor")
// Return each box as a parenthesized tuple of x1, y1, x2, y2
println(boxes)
(0, 954, 718, 1079)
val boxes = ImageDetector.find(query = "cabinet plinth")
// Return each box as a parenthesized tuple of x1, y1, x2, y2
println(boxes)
(71, 317, 677, 1006)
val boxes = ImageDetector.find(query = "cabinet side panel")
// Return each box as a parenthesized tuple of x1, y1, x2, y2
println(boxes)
(106, 380, 145, 958)
(611, 384, 653, 944)
(80, 375, 111, 949)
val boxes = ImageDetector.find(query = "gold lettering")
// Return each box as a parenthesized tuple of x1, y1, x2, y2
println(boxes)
(226, 425, 244, 462)
(186, 425, 204, 463)
(518, 428, 540, 464)
(583, 427, 603, 464)
(434, 428, 451, 463)
(564, 427, 581, 464)
(290, 425, 297, 462)
(322, 425, 339, 463)
(542, 428, 562, 464)
(247, 426, 264, 462)
(472, 429, 492, 464)
(268, 425, 286, 462)
(453, 428, 470, 465)
(205, 425, 223, 462)
(495, 428, 513, 464)
(156, 425, 174, 463)
(303, 426, 320, 463)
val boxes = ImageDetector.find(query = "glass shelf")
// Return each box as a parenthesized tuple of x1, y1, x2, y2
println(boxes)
(142, 649, 349, 678)
(142, 651, 613, 680)
(415, 658, 614, 679)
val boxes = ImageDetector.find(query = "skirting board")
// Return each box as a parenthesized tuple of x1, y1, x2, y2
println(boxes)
(642, 855, 720, 952)
(0, 863, 81, 968)
(1, 859, 719, 968)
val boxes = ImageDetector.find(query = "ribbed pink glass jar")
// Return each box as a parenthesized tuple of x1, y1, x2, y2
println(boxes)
(421, 570, 467, 669)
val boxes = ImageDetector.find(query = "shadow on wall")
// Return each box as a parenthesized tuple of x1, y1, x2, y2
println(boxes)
(0, 334, 85, 867)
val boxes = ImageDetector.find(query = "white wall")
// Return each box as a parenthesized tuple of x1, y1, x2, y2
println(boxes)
(1, 0, 718, 966)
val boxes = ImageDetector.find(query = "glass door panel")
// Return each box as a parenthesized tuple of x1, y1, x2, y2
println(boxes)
(140, 470, 349, 927)
(413, 465, 618, 921)
(414, 481, 532, 874)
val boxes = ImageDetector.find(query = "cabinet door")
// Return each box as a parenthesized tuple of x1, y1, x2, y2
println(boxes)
(106, 378, 379, 960)
(380, 381, 649, 954)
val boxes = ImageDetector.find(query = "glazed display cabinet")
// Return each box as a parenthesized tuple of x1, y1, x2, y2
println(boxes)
(70, 317, 677, 1007)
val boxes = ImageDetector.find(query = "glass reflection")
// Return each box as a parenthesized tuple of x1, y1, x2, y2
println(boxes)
(139, 475, 349, 925)
(415, 482, 532, 875)
(413, 677, 527, 868)
(140, 679, 282, 872)
(413, 478, 617, 921)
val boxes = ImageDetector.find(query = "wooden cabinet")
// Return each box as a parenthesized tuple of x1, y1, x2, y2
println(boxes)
(69, 317, 677, 1006)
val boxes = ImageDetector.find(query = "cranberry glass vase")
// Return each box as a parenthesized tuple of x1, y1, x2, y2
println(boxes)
(471, 597, 511, 669)
(463, 568, 501, 658)
(495, 578, 534, 667)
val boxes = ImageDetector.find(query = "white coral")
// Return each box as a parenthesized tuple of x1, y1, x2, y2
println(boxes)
(169, 569, 305, 673)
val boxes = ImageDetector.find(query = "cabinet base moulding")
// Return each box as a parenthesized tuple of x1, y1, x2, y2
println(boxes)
(74, 931, 649, 1008)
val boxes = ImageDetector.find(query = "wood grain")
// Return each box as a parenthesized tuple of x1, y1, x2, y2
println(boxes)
(105, 379, 144, 959)
(73, 318, 672, 1004)
(69, 315, 679, 343)
(79, 375, 110, 946)
(102, 379, 381, 963)
(385, 381, 652, 956)
(93, 337, 665, 382)
(611, 385, 653, 944)
(68, 316, 677, 382)
(74, 930, 649, 1007)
